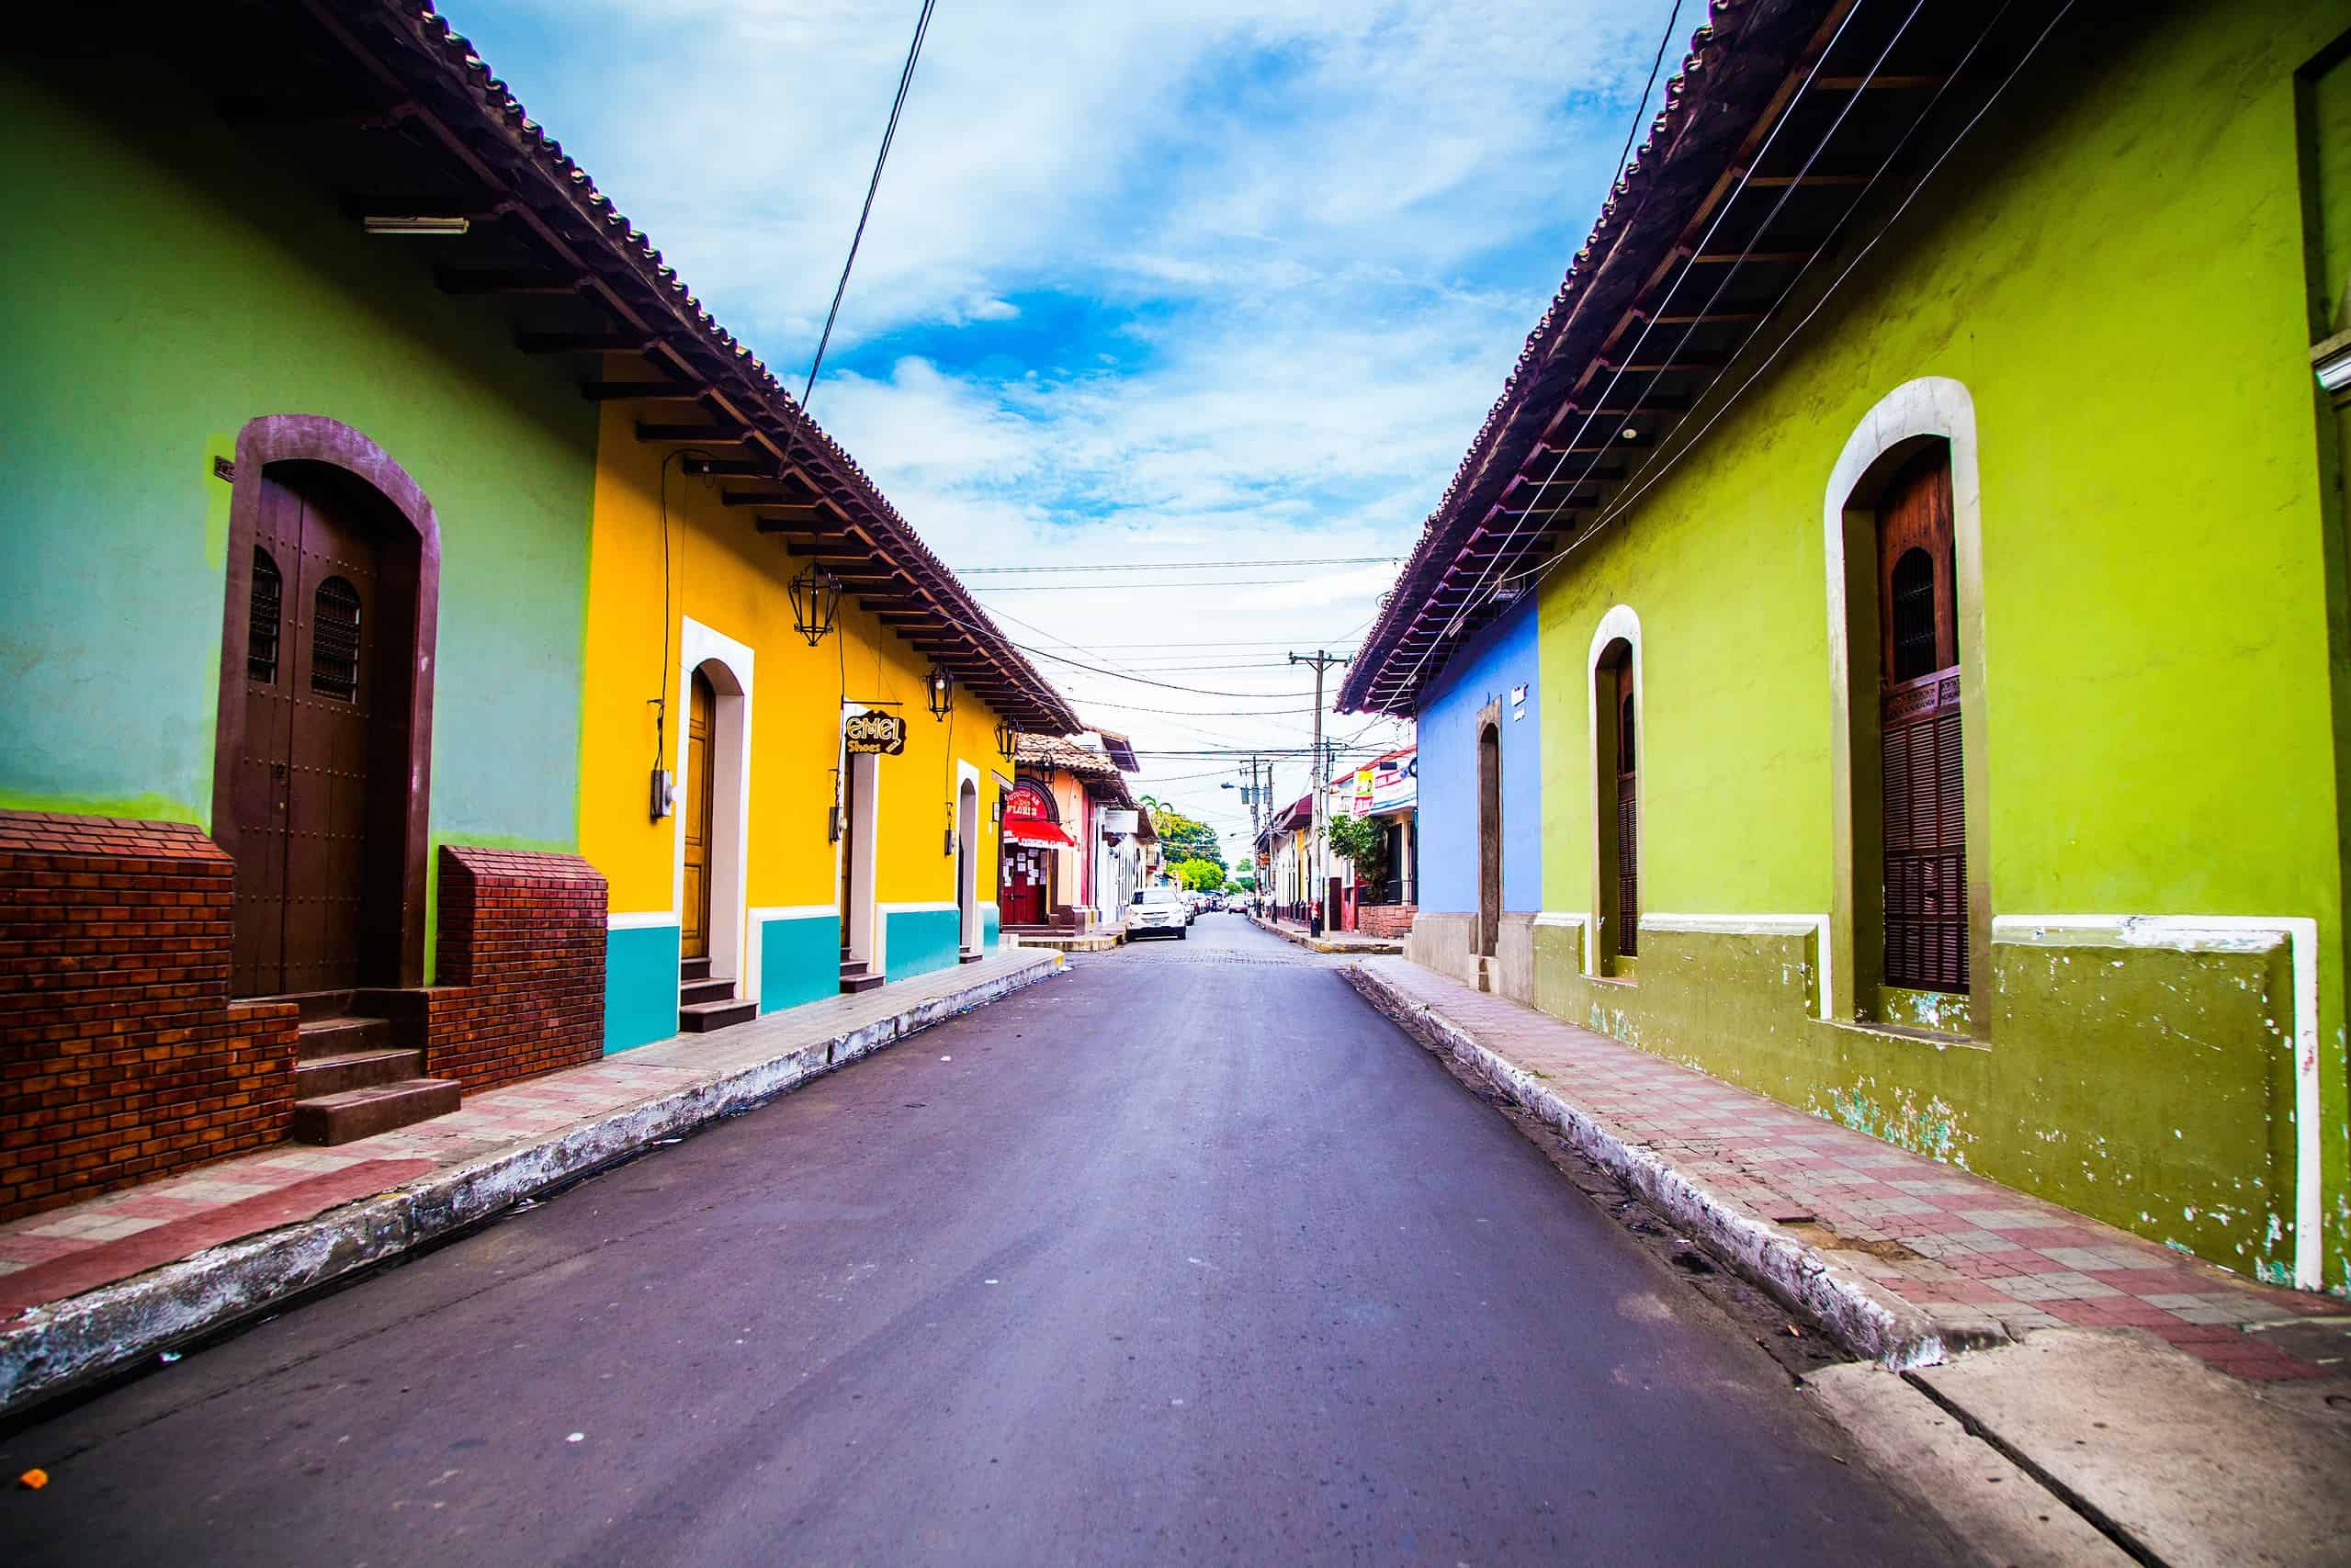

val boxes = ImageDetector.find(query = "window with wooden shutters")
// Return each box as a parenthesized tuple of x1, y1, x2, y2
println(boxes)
(1876, 447, 1965, 994)
(247, 547, 281, 683)
(310, 575, 362, 701)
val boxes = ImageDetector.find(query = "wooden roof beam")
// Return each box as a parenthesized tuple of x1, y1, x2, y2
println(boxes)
(435, 266, 578, 296)
(636, 423, 752, 445)
(521, 331, 653, 355)
(579, 380, 704, 401)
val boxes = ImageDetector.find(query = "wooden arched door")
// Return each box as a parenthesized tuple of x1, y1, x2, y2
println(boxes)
(682, 668, 716, 962)
(230, 468, 402, 997)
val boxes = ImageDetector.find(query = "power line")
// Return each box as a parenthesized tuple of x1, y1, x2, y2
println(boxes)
(955, 556, 1397, 575)
(972, 577, 1342, 592)
(1373, 0, 1875, 710)
(1514, 0, 2051, 597)
(802, 0, 939, 409)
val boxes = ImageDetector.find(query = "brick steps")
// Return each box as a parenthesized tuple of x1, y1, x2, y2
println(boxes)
(290, 1077, 463, 1145)
(295, 1046, 426, 1099)
(289, 1010, 459, 1145)
(677, 954, 752, 1034)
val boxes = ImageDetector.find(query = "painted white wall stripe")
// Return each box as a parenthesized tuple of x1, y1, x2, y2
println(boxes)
(607, 910, 681, 931)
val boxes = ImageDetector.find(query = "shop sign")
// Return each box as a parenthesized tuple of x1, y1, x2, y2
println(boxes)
(1346, 748, 1417, 817)
(844, 711, 906, 755)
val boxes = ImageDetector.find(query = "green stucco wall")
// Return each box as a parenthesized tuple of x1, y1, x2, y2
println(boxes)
(0, 61, 597, 865)
(1533, 0, 2351, 1288)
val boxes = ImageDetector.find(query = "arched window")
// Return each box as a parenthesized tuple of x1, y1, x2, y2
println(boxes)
(310, 575, 363, 701)
(247, 547, 281, 684)
(1888, 547, 1937, 682)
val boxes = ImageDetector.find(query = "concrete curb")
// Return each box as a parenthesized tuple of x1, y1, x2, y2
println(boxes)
(1247, 912, 1402, 956)
(1343, 963, 1977, 1371)
(0, 955, 1065, 1416)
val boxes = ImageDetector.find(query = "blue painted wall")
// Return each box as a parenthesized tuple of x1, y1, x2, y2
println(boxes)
(1415, 600, 1542, 915)
(981, 903, 1000, 953)
(886, 908, 962, 981)
(760, 914, 839, 1015)
(604, 922, 679, 1055)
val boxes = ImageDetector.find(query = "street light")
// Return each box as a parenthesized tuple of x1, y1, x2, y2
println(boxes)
(925, 662, 955, 719)
(788, 564, 841, 647)
(994, 716, 1019, 761)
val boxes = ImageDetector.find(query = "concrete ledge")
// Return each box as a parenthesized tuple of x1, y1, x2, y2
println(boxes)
(1344, 962, 1967, 1370)
(0, 953, 1064, 1416)
(1248, 912, 1402, 955)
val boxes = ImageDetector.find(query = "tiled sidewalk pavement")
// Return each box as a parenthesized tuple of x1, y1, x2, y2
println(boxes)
(0, 951, 1060, 1328)
(1352, 957, 2344, 1382)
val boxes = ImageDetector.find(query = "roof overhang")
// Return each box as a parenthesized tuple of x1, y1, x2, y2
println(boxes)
(63, 2, 1079, 735)
(1340, 0, 2047, 716)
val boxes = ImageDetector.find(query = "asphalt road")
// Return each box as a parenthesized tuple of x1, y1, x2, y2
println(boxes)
(0, 915, 1958, 1565)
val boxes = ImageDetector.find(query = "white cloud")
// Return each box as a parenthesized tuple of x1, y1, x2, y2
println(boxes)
(442, 0, 1672, 842)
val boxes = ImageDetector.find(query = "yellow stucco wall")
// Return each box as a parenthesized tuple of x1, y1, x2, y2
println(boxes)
(580, 396, 1015, 1044)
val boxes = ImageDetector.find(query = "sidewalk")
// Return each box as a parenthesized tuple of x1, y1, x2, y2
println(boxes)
(1345, 957, 2343, 1377)
(0, 949, 1063, 1415)
(1249, 911, 1403, 955)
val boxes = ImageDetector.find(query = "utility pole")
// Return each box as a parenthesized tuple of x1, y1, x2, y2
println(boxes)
(1288, 649, 1350, 934)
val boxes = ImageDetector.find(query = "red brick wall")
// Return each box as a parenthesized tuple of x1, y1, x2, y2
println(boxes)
(0, 811, 298, 1222)
(426, 845, 606, 1093)
(1359, 903, 1419, 939)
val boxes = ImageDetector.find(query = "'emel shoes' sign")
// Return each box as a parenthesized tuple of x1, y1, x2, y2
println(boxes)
(844, 711, 907, 756)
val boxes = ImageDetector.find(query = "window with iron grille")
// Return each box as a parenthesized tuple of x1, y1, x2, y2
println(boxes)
(247, 547, 281, 684)
(311, 576, 362, 701)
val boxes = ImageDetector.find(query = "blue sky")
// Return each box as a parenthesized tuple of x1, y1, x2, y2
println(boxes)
(439, 0, 1685, 850)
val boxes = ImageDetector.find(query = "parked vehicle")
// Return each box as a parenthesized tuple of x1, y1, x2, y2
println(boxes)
(1130, 886, 1188, 940)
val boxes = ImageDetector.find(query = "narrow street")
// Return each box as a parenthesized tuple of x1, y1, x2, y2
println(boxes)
(0, 916, 1952, 1566)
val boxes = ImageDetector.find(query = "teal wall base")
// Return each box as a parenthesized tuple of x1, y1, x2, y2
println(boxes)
(605, 921, 679, 1055)
(760, 914, 839, 1015)
(982, 903, 1000, 954)
(887, 908, 961, 981)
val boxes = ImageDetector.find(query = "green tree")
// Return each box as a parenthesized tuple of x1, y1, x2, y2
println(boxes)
(1324, 813, 1389, 890)
(1150, 803, 1225, 869)
(1228, 871, 1257, 892)
(1172, 858, 1226, 892)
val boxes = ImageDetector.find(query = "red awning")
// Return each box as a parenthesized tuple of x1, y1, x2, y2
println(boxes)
(1004, 816, 1078, 848)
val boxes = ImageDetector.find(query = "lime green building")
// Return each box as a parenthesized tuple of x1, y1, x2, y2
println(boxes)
(1343, 0, 2351, 1292)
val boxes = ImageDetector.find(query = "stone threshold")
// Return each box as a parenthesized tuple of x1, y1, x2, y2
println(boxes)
(0, 950, 1065, 1416)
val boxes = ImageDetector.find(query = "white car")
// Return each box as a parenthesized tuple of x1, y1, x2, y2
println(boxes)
(1130, 887, 1189, 939)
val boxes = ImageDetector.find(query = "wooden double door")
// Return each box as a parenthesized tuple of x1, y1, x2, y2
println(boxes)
(231, 470, 409, 997)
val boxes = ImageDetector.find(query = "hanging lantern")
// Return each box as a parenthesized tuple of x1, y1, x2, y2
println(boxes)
(926, 662, 955, 719)
(995, 716, 1019, 761)
(788, 565, 841, 647)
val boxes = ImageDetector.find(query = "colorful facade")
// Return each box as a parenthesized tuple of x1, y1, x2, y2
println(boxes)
(0, 6, 1073, 1218)
(1344, 0, 2351, 1292)
(1000, 734, 1141, 931)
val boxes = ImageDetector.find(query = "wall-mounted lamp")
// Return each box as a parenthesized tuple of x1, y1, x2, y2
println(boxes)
(926, 663, 955, 720)
(363, 215, 471, 236)
(790, 565, 842, 647)
(995, 716, 1019, 761)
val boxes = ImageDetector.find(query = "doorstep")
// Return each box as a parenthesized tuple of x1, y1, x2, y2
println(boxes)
(0, 949, 1064, 1415)
(1345, 957, 2343, 1376)
(1249, 911, 1402, 955)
